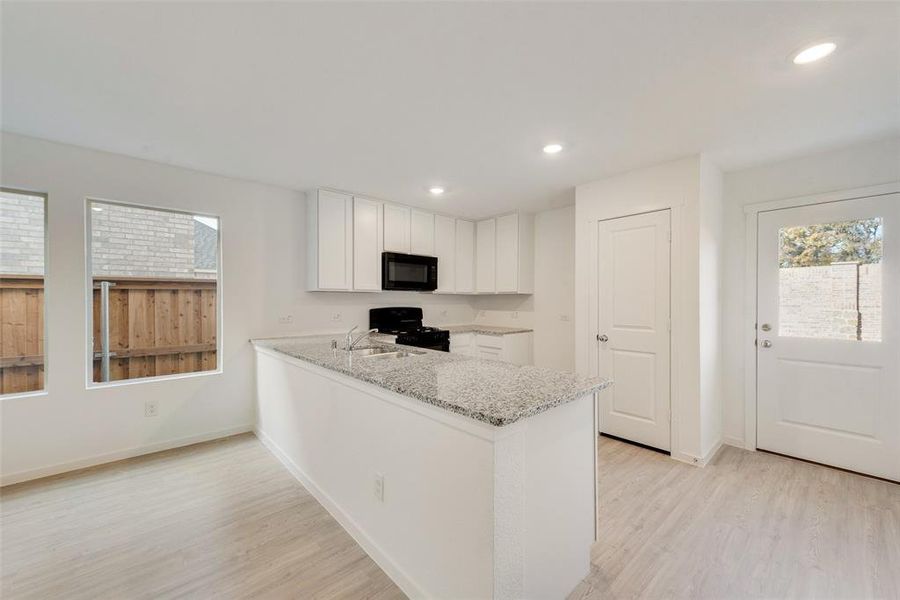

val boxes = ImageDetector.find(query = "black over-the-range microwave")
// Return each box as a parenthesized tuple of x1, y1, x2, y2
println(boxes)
(382, 252, 438, 291)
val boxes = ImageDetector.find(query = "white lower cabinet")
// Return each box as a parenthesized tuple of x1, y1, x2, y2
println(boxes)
(449, 332, 533, 365)
(449, 332, 476, 356)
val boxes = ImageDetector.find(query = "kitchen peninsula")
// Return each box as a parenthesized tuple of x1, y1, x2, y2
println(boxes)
(252, 336, 610, 600)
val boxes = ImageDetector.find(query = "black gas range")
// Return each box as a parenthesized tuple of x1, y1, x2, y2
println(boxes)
(369, 307, 450, 352)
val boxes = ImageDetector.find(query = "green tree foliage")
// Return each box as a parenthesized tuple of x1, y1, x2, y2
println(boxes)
(779, 218, 882, 267)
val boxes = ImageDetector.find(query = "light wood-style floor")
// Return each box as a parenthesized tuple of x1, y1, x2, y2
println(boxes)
(569, 436, 900, 600)
(0, 434, 405, 600)
(3, 434, 898, 599)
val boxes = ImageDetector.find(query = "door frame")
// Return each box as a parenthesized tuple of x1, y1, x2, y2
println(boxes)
(741, 182, 900, 451)
(589, 208, 676, 458)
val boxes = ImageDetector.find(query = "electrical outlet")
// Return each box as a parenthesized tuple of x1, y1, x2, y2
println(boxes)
(278, 315, 294, 324)
(560, 314, 571, 322)
(440, 309, 448, 317)
(478, 310, 486, 318)
(331, 312, 342, 322)
(145, 400, 159, 418)
(511, 311, 519, 319)
(374, 473, 385, 502)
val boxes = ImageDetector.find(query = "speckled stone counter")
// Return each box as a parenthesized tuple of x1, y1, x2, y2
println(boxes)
(444, 324, 533, 336)
(252, 336, 609, 427)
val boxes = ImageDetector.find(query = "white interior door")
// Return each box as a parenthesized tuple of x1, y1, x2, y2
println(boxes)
(597, 210, 671, 451)
(757, 194, 899, 481)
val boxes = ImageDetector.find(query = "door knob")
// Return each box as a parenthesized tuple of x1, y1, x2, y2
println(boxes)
(761, 339, 772, 348)
(597, 334, 609, 342)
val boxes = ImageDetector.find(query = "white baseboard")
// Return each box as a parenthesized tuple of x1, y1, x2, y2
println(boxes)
(253, 428, 428, 600)
(0, 424, 253, 487)
(670, 438, 724, 468)
(698, 439, 723, 467)
(722, 434, 745, 449)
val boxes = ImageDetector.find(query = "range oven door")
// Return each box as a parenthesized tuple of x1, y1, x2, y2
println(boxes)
(382, 252, 438, 291)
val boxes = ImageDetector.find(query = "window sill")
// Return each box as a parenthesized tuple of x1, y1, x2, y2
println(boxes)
(86, 368, 223, 390)
(0, 390, 49, 401)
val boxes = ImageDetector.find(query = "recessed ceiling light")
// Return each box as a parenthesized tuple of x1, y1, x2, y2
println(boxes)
(429, 186, 445, 195)
(792, 42, 837, 65)
(543, 143, 563, 154)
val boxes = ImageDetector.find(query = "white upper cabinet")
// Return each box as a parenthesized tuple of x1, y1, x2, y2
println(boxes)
(308, 189, 533, 295)
(495, 213, 534, 294)
(410, 209, 435, 256)
(455, 219, 475, 293)
(475, 218, 496, 293)
(308, 190, 353, 291)
(352, 197, 383, 291)
(433, 214, 456, 293)
(495, 213, 518, 292)
(383, 203, 411, 253)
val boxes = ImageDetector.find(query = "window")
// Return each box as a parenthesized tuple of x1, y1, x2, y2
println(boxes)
(0, 189, 47, 396)
(778, 218, 882, 341)
(88, 200, 220, 384)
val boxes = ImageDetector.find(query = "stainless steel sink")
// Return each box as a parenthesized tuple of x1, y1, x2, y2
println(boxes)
(364, 350, 425, 359)
(349, 347, 391, 356)
(350, 347, 425, 359)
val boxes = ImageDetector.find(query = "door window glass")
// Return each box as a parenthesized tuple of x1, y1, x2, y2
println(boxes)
(778, 218, 882, 341)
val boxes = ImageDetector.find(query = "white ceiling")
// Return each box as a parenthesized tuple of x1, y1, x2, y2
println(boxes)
(2, 2, 898, 218)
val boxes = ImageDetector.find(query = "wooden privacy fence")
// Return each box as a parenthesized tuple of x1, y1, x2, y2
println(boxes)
(92, 277, 217, 382)
(0, 276, 44, 394)
(0, 276, 217, 394)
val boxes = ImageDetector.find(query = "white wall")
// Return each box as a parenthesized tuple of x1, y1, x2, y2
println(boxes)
(532, 206, 576, 371)
(575, 155, 725, 464)
(0, 133, 475, 484)
(698, 156, 724, 457)
(721, 136, 900, 447)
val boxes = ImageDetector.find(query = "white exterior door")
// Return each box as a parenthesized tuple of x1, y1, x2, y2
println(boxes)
(597, 210, 671, 451)
(757, 194, 899, 481)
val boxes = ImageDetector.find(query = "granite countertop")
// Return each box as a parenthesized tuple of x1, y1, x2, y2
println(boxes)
(252, 336, 610, 427)
(444, 324, 534, 336)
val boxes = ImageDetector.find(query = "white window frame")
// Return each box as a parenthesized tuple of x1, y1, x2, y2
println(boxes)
(84, 197, 224, 389)
(0, 187, 49, 399)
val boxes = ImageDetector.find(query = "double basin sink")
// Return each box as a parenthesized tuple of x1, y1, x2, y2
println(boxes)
(348, 346, 426, 360)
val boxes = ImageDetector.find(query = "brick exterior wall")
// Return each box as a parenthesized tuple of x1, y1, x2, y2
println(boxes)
(0, 192, 45, 275)
(779, 263, 882, 341)
(1, 195, 217, 279)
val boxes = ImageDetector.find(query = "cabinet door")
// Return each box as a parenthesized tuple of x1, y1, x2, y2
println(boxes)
(495, 213, 519, 293)
(449, 332, 473, 354)
(475, 219, 496, 293)
(315, 190, 353, 290)
(455, 220, 475, 293)
(383, 204, 411, 253)
(410, 210, 435, 256)
(353, 197, 383, 291)
(434, 214, 456, 292)
(477, 346, 503, 360)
